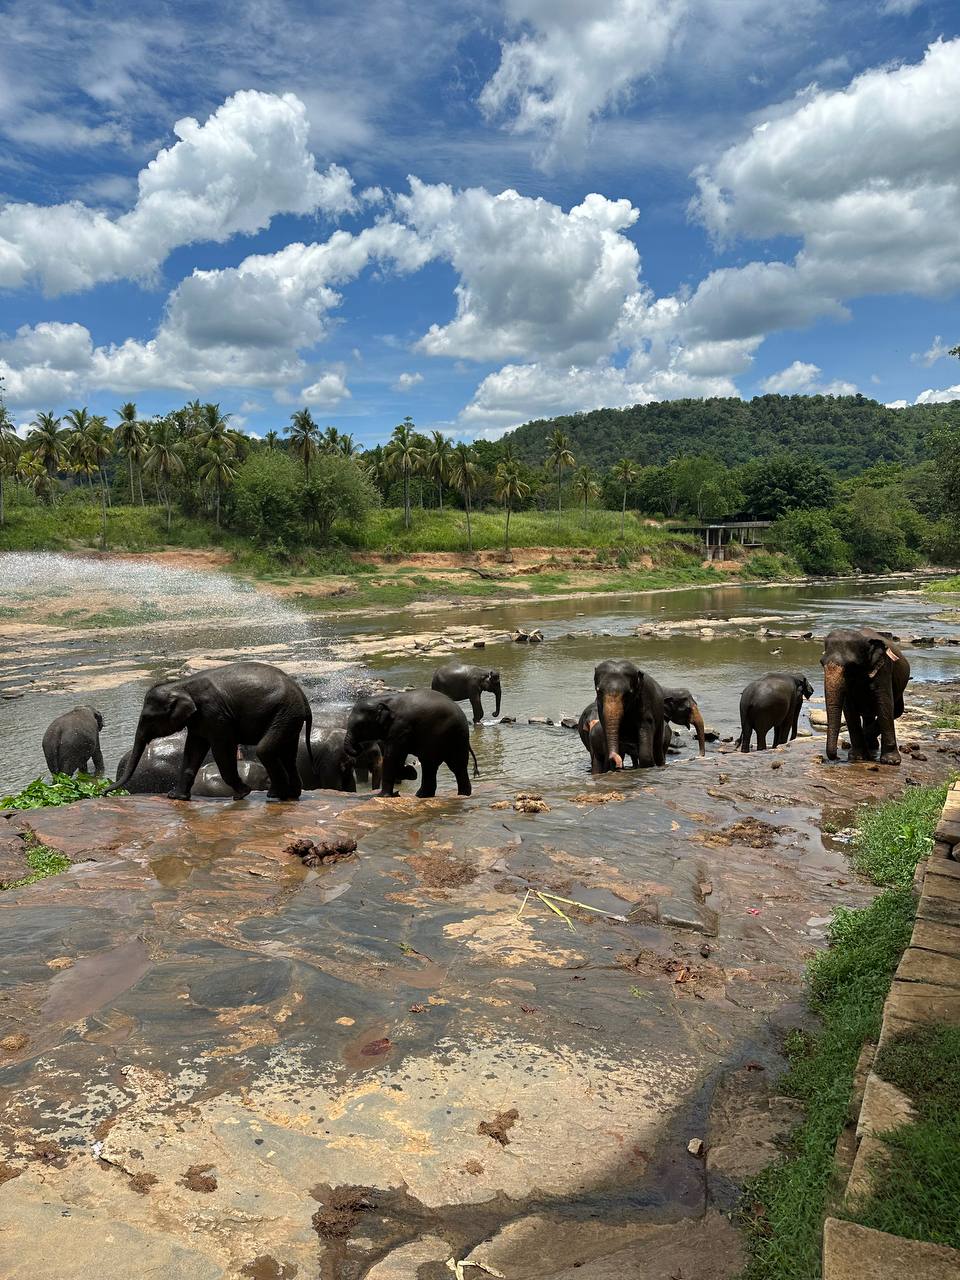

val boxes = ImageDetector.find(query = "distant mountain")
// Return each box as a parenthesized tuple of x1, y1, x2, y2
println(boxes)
(502, 394, 960, 476)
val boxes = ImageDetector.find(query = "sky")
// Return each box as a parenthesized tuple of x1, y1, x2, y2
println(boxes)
(1, 0, 959, 446)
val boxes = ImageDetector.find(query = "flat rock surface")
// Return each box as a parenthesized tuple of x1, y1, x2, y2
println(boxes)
(824, 1218, 960, 1279)
(0, 740, 955, 1278)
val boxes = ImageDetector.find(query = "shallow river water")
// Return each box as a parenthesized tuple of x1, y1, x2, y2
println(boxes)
(2, 555, 960, 1277)
(1, 556, 958, 792)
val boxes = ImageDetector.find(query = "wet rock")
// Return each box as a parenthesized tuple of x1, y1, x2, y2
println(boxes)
(311, 1185, 376, 1239)
(472, 640, 486, 648)
(499, 715, 516, 724)
(687, 1137, 704, 1157)
(365, 1236, 450, 1278)
(560, 717, 579, 729)
(529, 629, 544, 643)
(511, 630, 529, 643)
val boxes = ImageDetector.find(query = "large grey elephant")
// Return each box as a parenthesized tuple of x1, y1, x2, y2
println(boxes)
(116, 731, 187, 793)
(344, 690, 478, 798)
(109, 662, 313, 801)
(738, 673, 814, 752)
(42, 706, 105, 776)
(578, 659, 666, 773)
(661, 686, 706, 757)
(296, 724, 417, 792)
(431, 663, 502, 724)
(192, 759, 270, 797)
(821, 628, 910, 765)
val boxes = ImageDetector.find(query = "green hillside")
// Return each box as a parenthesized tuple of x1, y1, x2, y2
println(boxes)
(504, 394, 960, 476)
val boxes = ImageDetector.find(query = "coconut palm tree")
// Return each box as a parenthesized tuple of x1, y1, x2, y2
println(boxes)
(384, 417, 422, 530)
(546, 429, 575, 534)
(199, 438, 237, 529)
(450, 442, 479, 552)
(87, 415, 114, 518)
(286, 408, 320, 478)
(320, 425, 341, 454)
(26, 412, 69, 498)
(63, 407, 96, 492)
(115, 402, 147, 505)
(573, 465, 599, 526)
(338, 432, 357, 457)
(612, 458, 638, 539)
(16, 449, 55, 503)
(424, 431, 452, 512)
(361, 444, 391, 498)
(263, 430, 280, 451)
(197, 402, 231, 451)
(0, 409, 20, 527)
(144, 420, 185, 532)
(495, 460, 529, 555)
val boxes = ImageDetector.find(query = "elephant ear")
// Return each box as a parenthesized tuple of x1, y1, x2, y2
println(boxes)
(165, 687, 198, 728)
(631, 668, 643, 693)
(374, 701, 394, 729)
(866, 637, 888, 679)
(94, 711, 105, 729)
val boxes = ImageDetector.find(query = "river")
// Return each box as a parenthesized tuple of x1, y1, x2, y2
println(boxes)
(1, 555, 958, 792)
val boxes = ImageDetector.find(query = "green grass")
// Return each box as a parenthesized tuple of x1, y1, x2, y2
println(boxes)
(740, 780, 951, 1280)
(2, 834, 72, 890)
(925, 575, 960, 594)
(932, 699, 960, 731)
(842, 1024, 960, 1249)
(0, 500, 227, 554)
(852, 782, 950, 886)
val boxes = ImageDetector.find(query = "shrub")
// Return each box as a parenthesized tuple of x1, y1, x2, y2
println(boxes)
(231, 453, 305, 547)
(304, 454, 380, 544)
(770, 509, 851, 576)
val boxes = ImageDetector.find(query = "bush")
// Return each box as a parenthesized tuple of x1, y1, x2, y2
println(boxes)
(231, 452, 305, 548)
(832, 488, 918, 572)
(305, 454, 380, 544)
(770, 509, 851, 576)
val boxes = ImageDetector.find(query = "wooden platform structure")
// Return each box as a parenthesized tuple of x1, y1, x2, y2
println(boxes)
(665, 520, 773, 561)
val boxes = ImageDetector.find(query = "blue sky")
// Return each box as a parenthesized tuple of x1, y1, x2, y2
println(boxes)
(1, 0, 959, 445)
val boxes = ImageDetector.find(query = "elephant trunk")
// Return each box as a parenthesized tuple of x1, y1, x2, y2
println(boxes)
(106, 726, 151, 793)
(824, 663, 846, 761)
(493, 687, 501, 718)
(690, 703, 706, 757)
(602, 696, 624, 769)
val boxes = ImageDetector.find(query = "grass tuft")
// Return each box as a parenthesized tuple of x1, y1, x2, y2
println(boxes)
(2, 834, 71, 890)
(851, 782, 948, 886)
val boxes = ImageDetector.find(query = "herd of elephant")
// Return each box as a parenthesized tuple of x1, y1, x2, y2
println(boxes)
(38, 626, 912, 802)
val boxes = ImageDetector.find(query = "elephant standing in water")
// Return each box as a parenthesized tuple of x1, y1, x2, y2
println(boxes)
(661, 687, 706, 757)
(42, 706, 105, 776)
(344, 690, 479, 798)
(578, 659, 666, 773)
(821, 628, 910, 765)
(431, 663, 502, 724)
(738, 673, 814, 752)
(109, 662, 313, 801)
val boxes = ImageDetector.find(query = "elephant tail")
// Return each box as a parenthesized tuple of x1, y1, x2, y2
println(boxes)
(303, 704, 316, 775)
(469, 743, 480, 777)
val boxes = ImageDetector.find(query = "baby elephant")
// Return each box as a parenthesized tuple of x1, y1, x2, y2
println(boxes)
(431, 662, 502, 724)
(42, 706, 105, 776)
(344, 690, 479, 798)
(739, 673, 814, 752)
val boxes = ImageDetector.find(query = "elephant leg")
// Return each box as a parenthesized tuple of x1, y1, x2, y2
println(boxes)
(171, 731, 207, 800)
(91, 744, 105, 775)
(211, 741, 250, 800)
(652, 724, 666, 767)
(450, 755, 472, 796)
(258, 722, 302, 801)
(416, 758, 440, 798)
(739, 712, 751, 753)
(469, 692, 484, 724)
(877, 707, 901, 765)
(378, 744, 408, 797)
(844, 702, 868, 761)
(756, 727, 768, 750)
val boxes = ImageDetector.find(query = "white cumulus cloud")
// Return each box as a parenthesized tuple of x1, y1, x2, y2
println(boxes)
(300, 372, 351, 407)
(912, 335, 953, 366)
(394, 371, 424, 390)
(760, 360, 857, 396)
(0, 90, 356, 295)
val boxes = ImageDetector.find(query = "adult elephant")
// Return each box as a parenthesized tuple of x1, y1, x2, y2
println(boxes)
(738, 673, 814, 752)
(661, 687, 706, 757)
(821, 628, 910, 766)
(116, 731, 187, 793)
(109, 662, 313, 801)
(42, 706, 105, 776)
(344, 690, 479, 798)
(578, 659, 665, 773)
(431, 663, 502, 724)
(296, 724, 417, 792)
(192, 759, 270, 797)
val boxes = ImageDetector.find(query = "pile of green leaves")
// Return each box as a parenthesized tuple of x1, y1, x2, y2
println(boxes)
(0, 773, 119, 810)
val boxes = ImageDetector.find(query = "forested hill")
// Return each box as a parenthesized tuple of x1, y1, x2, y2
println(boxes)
(503, 395, 960, 476)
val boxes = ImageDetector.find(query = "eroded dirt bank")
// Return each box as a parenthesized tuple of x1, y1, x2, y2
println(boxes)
(1, 727, 958, 1279)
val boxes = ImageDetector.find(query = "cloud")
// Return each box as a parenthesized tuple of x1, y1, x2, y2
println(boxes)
(912, 335, 952, 366)
(300, 371, 351, 407)
(0, 90, 356, 295)
(880, 0, 923, 13)
(5, 115, 131, 149)
(913, 384, 960, 405)
(396, 179, 641, 362)
(760, 360, 857, 396)
(394, 371, 424, 390)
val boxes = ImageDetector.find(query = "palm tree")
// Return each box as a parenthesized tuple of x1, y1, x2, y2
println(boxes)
(197, 402, 231, 450)
(144, 420, 185, 532)
(16, 449, 55, 503)
(115, 402, 147, 505)
(384, 417, 422, 530)
(338, 433, 357, 457)
(0, 408, 20, 527)
(263, 430, 280, 451)
(573, 465, 599, 526)
(495, 460, 529, 554)
(64, 407, 96, 493)
(286, 408, 320, 478)
(320, 425, 341, 454)
(612, 458, 638, 539)
(87, 417, 114, 538)
(26, 412, 69, 498)
(425, 431, 452, 511)
(199, 438, 237, 529)
(546, 429, 575, 534)
(450, 442, 479, 552)
(361, 444, 391, 497)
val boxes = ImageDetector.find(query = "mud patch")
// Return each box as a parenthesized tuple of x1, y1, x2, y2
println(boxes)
(705, 817, 788, 848)
(178, 1163, 217, 1193)
(478, 1108, 520, 1146)
(572, 791, 625, 805)
(310, 1185, 376, 1239)
(128, 1171, 159, 1195)
(240, 1256, 298, 1279)
(406, 850, 477, 888)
